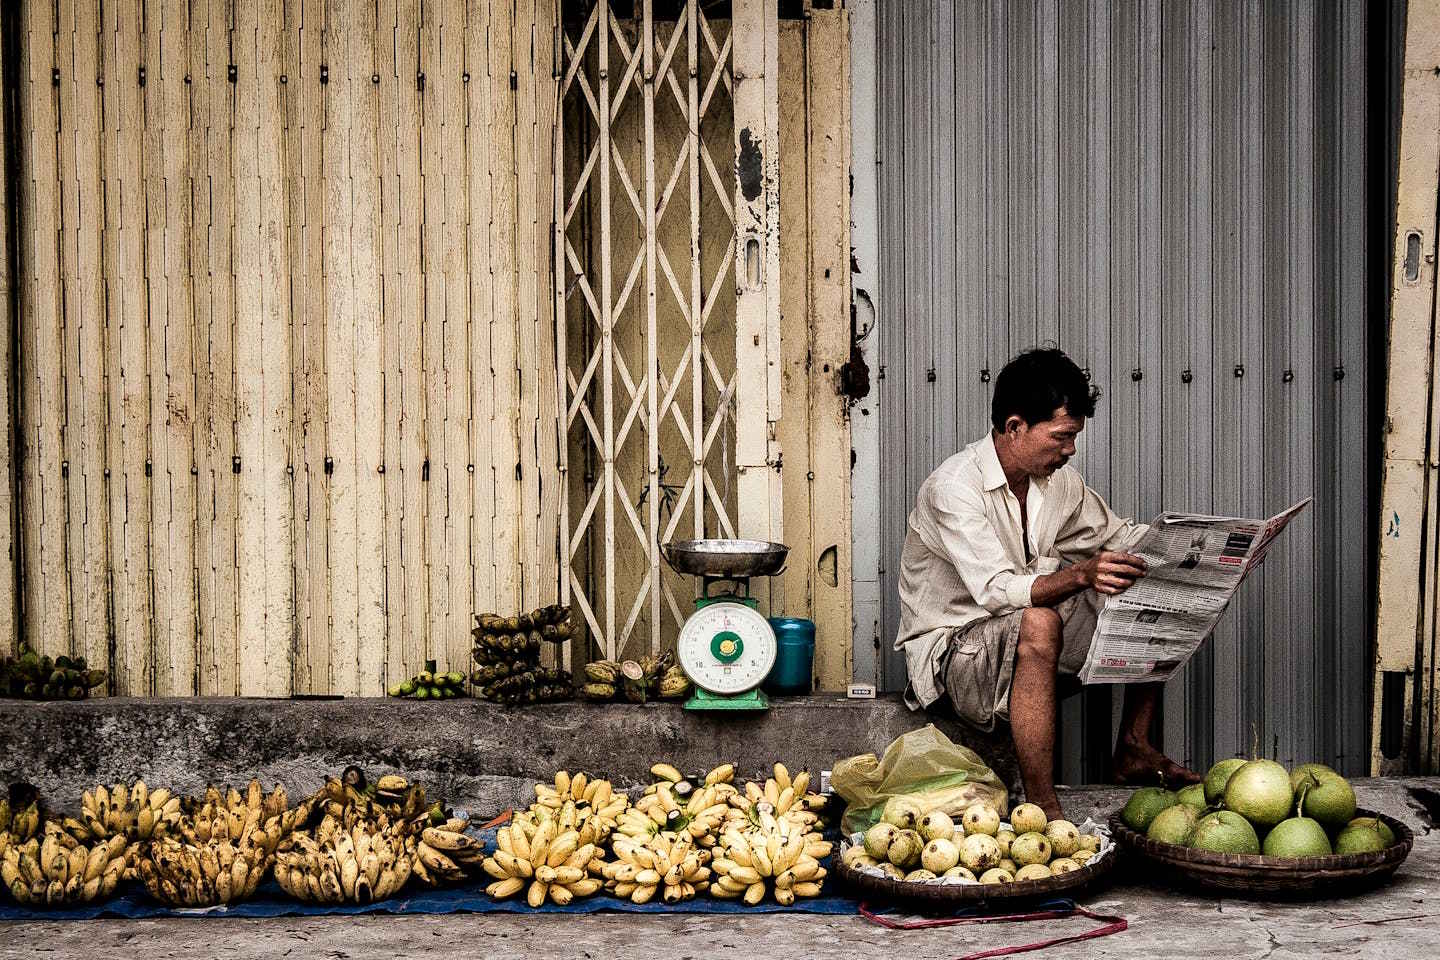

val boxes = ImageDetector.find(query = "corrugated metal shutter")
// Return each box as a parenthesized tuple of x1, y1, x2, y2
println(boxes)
(876, 0, 1376, 779)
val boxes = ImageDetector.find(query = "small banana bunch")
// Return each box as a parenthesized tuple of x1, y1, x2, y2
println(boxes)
(275, 816, 414, 904)
(1, 822, 126, 906)
(709, 818, 830, 906)
(63, 780, 182, 846)
(603, 832, 713, 904)
(582, 653, 689, 702)
(0, 796, 41, 842)
(180, 780, 311, 859)
(388, 660, 467, 700)
(481, 818, 604, 906)
(311, 772, 439, 830)
(135, 835, 269, 906)
(728, 764, 826, 833)
(529, 771, 629, 847)
(411, 819, 486, 886)
(616, 762, 736, 842)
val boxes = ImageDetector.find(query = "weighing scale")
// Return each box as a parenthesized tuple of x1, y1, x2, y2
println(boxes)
(661, 539, 789, 711)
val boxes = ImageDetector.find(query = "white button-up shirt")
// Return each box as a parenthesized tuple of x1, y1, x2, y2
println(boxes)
(896, 433, 1145, 708)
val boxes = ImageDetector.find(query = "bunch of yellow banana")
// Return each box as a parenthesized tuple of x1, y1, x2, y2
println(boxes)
(726, 764, 826, 833)
(180, 780, 311, 859)
(62, 781, 182, 847)
(0, 799, 41, 841)
(529, 771, 629, 846)
(274, 816, 413, 904)
(480, 817, 604, 906)
(709, 817, 831, 906)
(134, 836, 269, 906)
(1, 822, 126, 906)
(410, 818, 486, 886)
(602, 832, 713, 904)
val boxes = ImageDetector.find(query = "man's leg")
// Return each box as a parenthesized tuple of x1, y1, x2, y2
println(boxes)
(1112, 683, 1202, 786)
(1011, 607, 1064, 819)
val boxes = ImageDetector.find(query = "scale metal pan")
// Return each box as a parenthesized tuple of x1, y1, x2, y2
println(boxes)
(661, 539, 789, 578)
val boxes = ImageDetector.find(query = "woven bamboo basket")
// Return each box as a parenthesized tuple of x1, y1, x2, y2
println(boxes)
(834, 844, 1118, 907)
(1107, 807, 1413, 899)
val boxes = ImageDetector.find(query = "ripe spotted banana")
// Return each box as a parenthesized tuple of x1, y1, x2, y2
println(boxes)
(273, 816, 413, 904)
(1, 824, 127, 906)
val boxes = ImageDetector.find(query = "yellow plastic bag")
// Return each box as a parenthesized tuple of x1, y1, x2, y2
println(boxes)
(831, 724, 1009, 834)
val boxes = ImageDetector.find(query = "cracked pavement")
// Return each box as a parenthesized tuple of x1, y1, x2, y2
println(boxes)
(3, 779, 1436, 959)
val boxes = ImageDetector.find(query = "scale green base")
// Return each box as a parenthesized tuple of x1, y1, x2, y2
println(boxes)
(683, 686, 770, 711)
(681, 593, 771, 711)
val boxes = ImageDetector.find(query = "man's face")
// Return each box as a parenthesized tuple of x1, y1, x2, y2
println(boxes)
(1006, 407, 1085, 478)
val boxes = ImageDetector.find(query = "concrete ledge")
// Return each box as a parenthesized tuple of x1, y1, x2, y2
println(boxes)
(1, 694, 1018, 815)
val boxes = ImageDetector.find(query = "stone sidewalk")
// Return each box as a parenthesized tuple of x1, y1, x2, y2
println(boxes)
(3, 779, 1436, 960)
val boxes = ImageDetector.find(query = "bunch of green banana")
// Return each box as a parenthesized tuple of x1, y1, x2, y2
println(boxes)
(274, 816, 413, 904)
(410, 818, 486, 886)
(179, 780, 311, 859)
(62, 781, 182, 847)
(135, 835, 269, 906)
(480, 818, 603, 906)
(602, 832, 713, 904)
(708, 817, 830, 906)
(0, 645, 107, 700)
(528, 771, 630, 847)
(388, 660, 466, 699)
(1, 822, 127, 906)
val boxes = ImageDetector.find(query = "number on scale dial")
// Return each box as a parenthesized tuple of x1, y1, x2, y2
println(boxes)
(677, 601, 776, 695)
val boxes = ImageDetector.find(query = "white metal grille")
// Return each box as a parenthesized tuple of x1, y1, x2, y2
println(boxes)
(554, 1, 745, 663)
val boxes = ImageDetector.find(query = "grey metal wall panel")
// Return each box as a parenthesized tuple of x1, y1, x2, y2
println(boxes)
(876, 0, 1374, 779)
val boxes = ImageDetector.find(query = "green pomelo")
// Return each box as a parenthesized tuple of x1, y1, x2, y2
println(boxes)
(1288, 762, 1339, 793)
(1176, 783, 1207, 811)
(1203, 758, 1247, 805)
(1224, 760, 1294, 829)
(1263, 817, 1333, 857)
(1334, 823, 1388, 854)
(1121, 787, 1177, 833)
(1298, 773, 1356, 830)
(1146, 804, 1199, 846)
(1344, 817, 1395, 848)
(1189, 810, 1260, 855)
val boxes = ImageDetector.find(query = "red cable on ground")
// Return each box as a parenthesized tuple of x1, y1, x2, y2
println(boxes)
(477, 808, 514, 830)
(858, 900, 1128, 960)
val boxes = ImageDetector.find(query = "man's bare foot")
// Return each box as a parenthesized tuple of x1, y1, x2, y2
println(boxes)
(1113, 738, 1201, 788)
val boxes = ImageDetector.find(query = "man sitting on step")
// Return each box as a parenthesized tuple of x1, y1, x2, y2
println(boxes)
(895, 347, 1200, 819)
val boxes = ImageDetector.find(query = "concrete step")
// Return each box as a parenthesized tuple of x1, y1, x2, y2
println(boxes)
(1, 694, 1019, 816)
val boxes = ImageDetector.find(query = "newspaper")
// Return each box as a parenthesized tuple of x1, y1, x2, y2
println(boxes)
(1077, 498, 1311, 684)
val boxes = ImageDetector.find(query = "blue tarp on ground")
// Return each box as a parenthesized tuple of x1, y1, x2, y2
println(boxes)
(0, 878, 862, 920)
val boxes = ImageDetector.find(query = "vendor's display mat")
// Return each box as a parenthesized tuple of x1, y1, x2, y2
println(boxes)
(0, 879, 861, 920)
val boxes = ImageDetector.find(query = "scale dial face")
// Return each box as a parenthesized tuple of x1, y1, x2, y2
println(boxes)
(677, 601, 777, 695)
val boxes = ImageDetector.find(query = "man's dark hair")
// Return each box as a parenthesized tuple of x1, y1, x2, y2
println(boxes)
(990, 348, 1100, 431)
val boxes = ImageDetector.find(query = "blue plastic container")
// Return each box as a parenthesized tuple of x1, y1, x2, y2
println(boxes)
(763, 617, 816, 695)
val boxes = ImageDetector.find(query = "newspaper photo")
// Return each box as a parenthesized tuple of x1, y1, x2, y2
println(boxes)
(1077, 498, 1311, 684)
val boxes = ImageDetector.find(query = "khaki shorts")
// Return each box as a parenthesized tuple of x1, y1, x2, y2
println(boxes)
(940, 592, 1102, 732)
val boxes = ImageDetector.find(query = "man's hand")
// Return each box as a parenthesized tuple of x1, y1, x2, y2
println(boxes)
(1075, 551, 1148, 595)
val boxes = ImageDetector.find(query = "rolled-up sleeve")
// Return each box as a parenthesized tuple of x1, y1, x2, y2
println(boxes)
(916, 483, 1036, 615)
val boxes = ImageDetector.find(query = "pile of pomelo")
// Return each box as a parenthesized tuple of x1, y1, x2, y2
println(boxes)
(843, 799, 1105, 885)
(1120, 759, 1395, 858)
